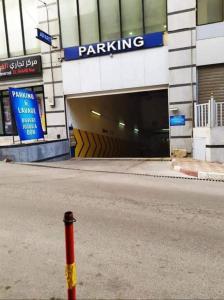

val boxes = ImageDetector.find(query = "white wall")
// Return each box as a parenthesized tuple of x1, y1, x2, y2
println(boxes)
(167, 0, 195, 12)
(62, 47, 169, 95)
(197, 22, 224, 40)
(193, 127, 224, 162)
(167, 0, 196, 154)
(197, 37, 224, 66)
(197, 23, 224, 66)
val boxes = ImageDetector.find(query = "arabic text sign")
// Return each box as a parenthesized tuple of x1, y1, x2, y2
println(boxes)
(9, 88, 44, 141)
(0, 56, 42, 80)
(170, 115, 186, 126)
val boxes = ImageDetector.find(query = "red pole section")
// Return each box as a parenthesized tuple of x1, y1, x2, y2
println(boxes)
(64, 211, 77, 300)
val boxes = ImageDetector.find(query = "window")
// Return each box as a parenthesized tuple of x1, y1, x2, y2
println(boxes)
(0, 0, 8, 58)
(33, 86, 47, 133)
(5, 0, 24, 57)
(3, 95, 15, 135)
(0, 86, 46, 136)
(0, 90, 16, 135)
(99, 0, 120, 41)
(58, 0, 168, 47)
(0, 101, 4, 135)
(79, 0, 99, 44)
(198, 0, 223, 25)
(21, 0, 40, 54)
(59, 0, 79, 47)
(144, 0, 167, 33)
(0, 0, 40, 58)
(121, 0, 143, 37)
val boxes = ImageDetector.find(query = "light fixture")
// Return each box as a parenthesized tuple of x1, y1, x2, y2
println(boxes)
(169, 107, 179, 112)
(129, 32, 133, 35)
(134, 128, 139, 134)
(119, 122, 125, 127)
(161, 129, 169, 132)
(91, 110, 101, 117)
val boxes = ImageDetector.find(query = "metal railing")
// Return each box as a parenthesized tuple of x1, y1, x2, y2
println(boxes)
(194, 98, 224, 128)
(216, 102, 224, 127)
(195, 103, 209, 127)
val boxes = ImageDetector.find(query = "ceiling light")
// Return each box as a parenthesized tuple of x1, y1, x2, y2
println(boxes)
(91, 110, 101, 117)
(169, 107, 179, 112)
(119, 122, 125, 127)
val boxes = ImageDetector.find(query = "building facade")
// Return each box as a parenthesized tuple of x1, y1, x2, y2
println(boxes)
(0, 0, 69, 161)
(0, 0, 224, 161)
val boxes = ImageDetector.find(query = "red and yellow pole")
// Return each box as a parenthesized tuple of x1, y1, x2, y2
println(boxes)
(64, 211, 77, 300)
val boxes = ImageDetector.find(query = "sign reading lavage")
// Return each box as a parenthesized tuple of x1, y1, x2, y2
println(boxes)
(9, 88, 44, 141)
(64, 32, 163, 61)
(170, 115, 186, 126)
(0, 56, 42, 80)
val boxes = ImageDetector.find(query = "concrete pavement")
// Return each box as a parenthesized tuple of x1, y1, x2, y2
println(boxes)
(0, 161, 224, 299)
(24, 158, 194, 179)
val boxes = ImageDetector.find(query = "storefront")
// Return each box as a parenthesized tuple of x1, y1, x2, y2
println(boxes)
(0, 56, 43, 140)
(0, 54, 69, 162)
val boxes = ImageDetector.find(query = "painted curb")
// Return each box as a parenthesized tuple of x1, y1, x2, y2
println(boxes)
(173, 162, 224, 180)
(179, 168, 198, 177)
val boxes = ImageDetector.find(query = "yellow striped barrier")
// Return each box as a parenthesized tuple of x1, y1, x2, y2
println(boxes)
(73, 128, 139, 158)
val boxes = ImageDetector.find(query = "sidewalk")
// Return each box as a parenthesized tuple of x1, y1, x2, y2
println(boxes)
(172, 158, 224, 180)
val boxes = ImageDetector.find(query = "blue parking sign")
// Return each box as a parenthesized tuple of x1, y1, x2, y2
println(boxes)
(9, 87, 44, 141)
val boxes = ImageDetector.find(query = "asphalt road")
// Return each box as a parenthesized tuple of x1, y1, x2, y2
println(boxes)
(0, 161, 224, 299)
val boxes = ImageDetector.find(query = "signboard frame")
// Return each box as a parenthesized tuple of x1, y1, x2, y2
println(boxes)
(0, 56, 42, 80)
(170, 115, 186, 126)
(36, 28, 53, 46)
(9, 87, 44, 141)
(64, 32, 164, 61)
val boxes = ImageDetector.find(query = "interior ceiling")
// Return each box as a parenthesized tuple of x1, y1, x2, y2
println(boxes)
(69, 89, 168, 131)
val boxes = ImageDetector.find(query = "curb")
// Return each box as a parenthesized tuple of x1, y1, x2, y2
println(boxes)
(17, 162, 224, 182)
(74, 157, 171, 161)
(173, 163, 224, 181)
(198, 171, 224, 181)
(173, 165, 198, 177)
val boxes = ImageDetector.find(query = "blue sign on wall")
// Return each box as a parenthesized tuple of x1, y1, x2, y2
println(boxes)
(9, 87, 44, 141)
(170, 115, 186, 126)
(36, 28, 52, 46)
(64, 32, 163, 61)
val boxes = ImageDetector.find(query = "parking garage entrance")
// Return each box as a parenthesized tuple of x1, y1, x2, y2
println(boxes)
(67, 89, 170, 158)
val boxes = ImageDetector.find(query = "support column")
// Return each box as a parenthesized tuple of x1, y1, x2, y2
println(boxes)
(38, 0, 67, 140)
(167, 0, 197, 155)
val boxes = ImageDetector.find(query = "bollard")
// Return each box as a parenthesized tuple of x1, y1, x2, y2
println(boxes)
(64, 211, 77, 300)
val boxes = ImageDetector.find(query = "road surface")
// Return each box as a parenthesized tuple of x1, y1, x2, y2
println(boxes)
(0, 160, 224, 299)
